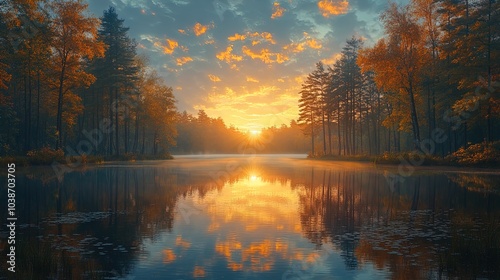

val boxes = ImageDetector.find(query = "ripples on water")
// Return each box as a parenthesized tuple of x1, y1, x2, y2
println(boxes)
(1, 155, 499, 279)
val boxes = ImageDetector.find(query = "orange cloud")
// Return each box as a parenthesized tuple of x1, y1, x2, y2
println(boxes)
(246, 76, 259, 83)
(294, 75, 306, 84)
(306, 38, 322, 49)
(318, 0, 349, 17)
(193, 22, 210, 36)
(216, 45, 243, 63)
(276, 53, 289, 64)
(229, 32, 276, 44)
(242, 46, 272, 63)
(178, 29, 186, 34)
(322, 53, 342, 65)
(271, 2, 285, 19)
(251, 32, 276, 44)
(228, 33, 246, 41)
(284, 42, 305, 53)
(205, 39, 215, 45)
(208, 74, 221, 82)
(176, 56, 193, 66)
(242, 46, 288, 64)
(283, 34, 322, 54)
(241, 46, 289, 64)
(162, 39, 179, 54)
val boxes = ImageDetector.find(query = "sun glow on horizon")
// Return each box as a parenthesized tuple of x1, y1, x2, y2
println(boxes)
(250, 130, 261, 136)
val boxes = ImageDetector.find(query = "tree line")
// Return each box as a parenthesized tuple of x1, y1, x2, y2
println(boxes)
(299, 0, 499, 157)
(0, 0, 176, 158)
(0, 0, 308, 160)
(172, 110, 308, 154)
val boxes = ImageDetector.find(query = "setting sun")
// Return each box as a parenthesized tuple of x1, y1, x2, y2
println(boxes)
(250, 130, 261, 136)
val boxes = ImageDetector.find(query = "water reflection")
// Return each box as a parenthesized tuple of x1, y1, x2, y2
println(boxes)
(0, 157, 499, 279)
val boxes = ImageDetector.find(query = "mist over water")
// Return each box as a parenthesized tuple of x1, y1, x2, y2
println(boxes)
(1, 155, 499, 279)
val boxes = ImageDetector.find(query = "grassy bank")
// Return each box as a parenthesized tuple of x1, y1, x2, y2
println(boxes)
(310, 141, 500, 168)
(0, 147, 174, 167)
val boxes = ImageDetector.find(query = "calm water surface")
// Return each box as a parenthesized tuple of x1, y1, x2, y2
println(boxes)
(1, 155, 500, 279)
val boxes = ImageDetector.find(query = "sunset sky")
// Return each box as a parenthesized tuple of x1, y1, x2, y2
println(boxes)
(86, 0, 404, 132)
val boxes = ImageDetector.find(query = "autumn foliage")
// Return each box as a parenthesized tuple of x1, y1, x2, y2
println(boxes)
(0, 1, 177, 158)
(300, 0, 500, 162)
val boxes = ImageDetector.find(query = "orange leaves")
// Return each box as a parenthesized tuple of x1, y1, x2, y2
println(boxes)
(359, 4, 427, 94)
(49, 1, 105, 61)
(0, 62, 11, 90)
(358, 3, 429, 140)
(47, 0, 107, 146)
(61, 91, 83, 130)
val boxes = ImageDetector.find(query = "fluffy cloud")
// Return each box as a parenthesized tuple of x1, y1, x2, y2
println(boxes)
(228, 32, 275, 44)
(282, 34, 322, 53)
(176, 56, 193, 65)
(228, 33, 246, 41)
(246, 76, 259, 83)
(216, 45, 243, 63)
(193, 22, 211, 36)
(208, 74, 221, 82)
(318, 0, 349, 17)
(156, 38, 179, 54)
(271, 2, 285, 19)
(85, 0, 385, 130)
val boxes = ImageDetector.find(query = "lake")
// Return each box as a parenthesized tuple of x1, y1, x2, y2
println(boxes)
(1, 155, 500, 279)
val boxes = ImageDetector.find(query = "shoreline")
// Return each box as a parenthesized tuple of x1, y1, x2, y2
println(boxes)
(1, 153, 500, 173)
(307, 154, 500, 171)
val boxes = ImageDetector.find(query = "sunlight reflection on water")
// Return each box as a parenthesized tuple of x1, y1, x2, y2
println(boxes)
(1, 156, 499, 279)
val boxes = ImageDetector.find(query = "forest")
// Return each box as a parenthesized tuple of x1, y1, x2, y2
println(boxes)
(298, 0, 500, 164)
(0, 1, 178, 159)
(0, 0, 499, 165)
(0, 0, 309, 162)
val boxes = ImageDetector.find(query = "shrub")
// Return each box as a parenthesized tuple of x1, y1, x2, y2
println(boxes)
(26, 147, 64, 165)
(375, 151, 443, 165)
(0, 156, 29, 167)
(448, 141, 500, 166)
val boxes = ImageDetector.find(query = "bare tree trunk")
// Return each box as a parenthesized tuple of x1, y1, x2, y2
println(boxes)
(115, 87, 119, 156)
(408, 81, 421, 149)
(109, 87, 113, 155)
(322, 111, 326, 155)
(327, 114, 332, 155)
(56, 61, 66, 149)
